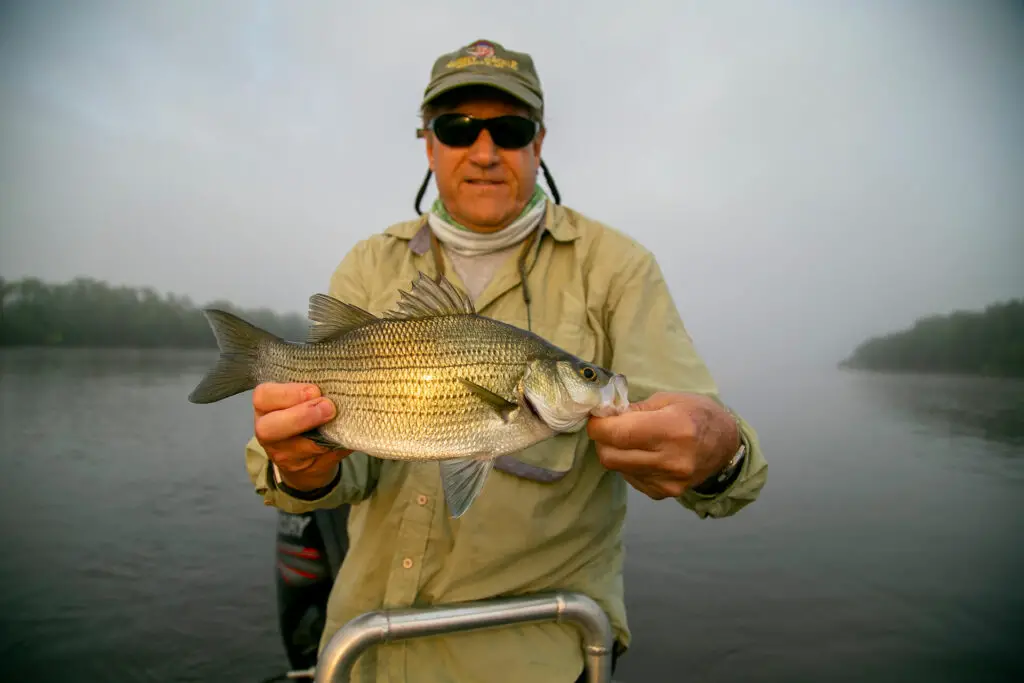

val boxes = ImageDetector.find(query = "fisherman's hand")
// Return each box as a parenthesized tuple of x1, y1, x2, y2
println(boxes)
(253, 382, 352, 491)
(587, 392, 740, 500)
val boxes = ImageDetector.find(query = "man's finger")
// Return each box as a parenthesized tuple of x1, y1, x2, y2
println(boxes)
(626, 392, 684, 413)
(633, 391, 719, 412)
(253, 382, 322, 416)
(594, 444, 664, 474)
(620, 472, 670, 500)
(596, 442, 697, 482)
(255, 397, 336, 444)
(587, 409, 668, 451)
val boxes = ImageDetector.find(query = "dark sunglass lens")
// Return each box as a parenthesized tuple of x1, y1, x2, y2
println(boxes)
(487, 116, 537, 148)
(432, 115, 480, 147)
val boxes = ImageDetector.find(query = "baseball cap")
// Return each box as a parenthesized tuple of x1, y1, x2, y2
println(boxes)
(421, 39, 544, 115)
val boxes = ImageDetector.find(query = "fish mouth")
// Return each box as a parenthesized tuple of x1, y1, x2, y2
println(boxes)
(590, 374, 630, 417)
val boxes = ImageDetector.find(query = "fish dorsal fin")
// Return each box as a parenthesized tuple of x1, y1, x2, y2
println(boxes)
(306, 293, 379, 343)
(382, 272, 475, 320)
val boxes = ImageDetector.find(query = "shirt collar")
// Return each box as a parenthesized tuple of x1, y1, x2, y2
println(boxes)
(385, 201, 580, 255)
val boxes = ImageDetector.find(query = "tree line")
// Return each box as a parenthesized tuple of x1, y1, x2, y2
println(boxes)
(840, 298, 1024, 378)
(0, 276, 310, 348)
(4, 275, 1021, 378)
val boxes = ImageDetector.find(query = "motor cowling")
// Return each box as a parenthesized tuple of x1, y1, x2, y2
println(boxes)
(274, 508, 347, 670)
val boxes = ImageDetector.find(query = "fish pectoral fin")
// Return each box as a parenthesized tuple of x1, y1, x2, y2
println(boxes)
(458, 379, 517, 421)
(299, 428, 345, 451)
(306, 293, 379, 343)
(439, 456, 494, 519)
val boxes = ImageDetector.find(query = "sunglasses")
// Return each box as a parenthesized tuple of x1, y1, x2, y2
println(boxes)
(427, 113, 540, 149)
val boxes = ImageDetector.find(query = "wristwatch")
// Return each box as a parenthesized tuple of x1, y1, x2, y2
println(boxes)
(691, 437, 747, 496)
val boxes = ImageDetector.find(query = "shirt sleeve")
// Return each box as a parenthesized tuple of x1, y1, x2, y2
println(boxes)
(243, 239, 384, 512)
(603, 247, 768, 519)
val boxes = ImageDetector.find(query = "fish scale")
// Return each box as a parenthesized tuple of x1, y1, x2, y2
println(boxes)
(187, 272, 629, 518)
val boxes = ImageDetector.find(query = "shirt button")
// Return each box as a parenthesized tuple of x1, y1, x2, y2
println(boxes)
(402, 557, 414, 569)
(417, 495, 428, 505)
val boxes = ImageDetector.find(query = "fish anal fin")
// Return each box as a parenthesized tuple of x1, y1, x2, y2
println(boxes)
(459, 379, 517, 422)
(382, 272, 475, 320)
(439, 456, 494, 519)
(307, 293, 379, 343)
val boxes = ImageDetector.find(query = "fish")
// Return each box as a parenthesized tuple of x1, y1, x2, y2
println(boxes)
(187, 272, 630, 518)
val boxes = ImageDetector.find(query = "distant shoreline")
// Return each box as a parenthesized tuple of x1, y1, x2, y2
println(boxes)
(839, 298, 1023, 379)
(5, 276, 1022, 379)
(1, 275, 307, 348)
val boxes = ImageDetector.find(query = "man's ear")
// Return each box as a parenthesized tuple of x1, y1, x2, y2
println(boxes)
(532, 127, 546, 168)
(423, 132, 436, 172)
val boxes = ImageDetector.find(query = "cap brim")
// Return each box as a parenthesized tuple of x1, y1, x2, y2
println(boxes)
(422, 72, 542, 111)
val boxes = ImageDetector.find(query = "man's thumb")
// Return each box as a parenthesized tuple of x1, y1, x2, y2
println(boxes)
(628, 391, 683, 412)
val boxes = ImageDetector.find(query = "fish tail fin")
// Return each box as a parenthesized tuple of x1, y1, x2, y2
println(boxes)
(188, 309, 279, 404)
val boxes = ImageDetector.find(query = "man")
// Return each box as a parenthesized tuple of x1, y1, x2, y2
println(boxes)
(245, 39, 768, 682)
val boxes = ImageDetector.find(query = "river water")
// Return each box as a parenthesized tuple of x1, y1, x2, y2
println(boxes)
(0, 348, 1021, 682)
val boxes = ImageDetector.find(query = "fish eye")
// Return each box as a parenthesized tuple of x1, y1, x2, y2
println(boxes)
(579, 366, 598, 382)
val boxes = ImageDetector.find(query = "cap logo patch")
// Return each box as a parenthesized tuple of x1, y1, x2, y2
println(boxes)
(444, 40, 519, 71)
(465, 41, 495, 58)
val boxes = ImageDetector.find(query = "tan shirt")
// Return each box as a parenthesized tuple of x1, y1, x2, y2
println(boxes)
(245, 201, 768, 683)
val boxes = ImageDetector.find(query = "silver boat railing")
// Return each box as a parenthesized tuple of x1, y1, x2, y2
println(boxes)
(313, 590, 614, 683)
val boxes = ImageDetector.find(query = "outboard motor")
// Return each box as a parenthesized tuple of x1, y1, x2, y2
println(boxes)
(274, 506, 350, 672)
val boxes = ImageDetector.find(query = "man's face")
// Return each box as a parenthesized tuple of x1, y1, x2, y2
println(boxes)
(425, 95, 545, 233)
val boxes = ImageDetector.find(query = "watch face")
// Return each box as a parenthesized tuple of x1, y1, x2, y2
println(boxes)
(720, 445, 746, 480)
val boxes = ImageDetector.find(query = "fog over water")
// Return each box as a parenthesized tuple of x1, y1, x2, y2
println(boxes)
(2, 0, 1022, 372)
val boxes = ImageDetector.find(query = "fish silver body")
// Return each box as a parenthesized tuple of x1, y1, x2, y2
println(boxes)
(188, 273, 630, 517)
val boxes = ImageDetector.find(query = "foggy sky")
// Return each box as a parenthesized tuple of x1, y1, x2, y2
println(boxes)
(1, 0, 1022, 374)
